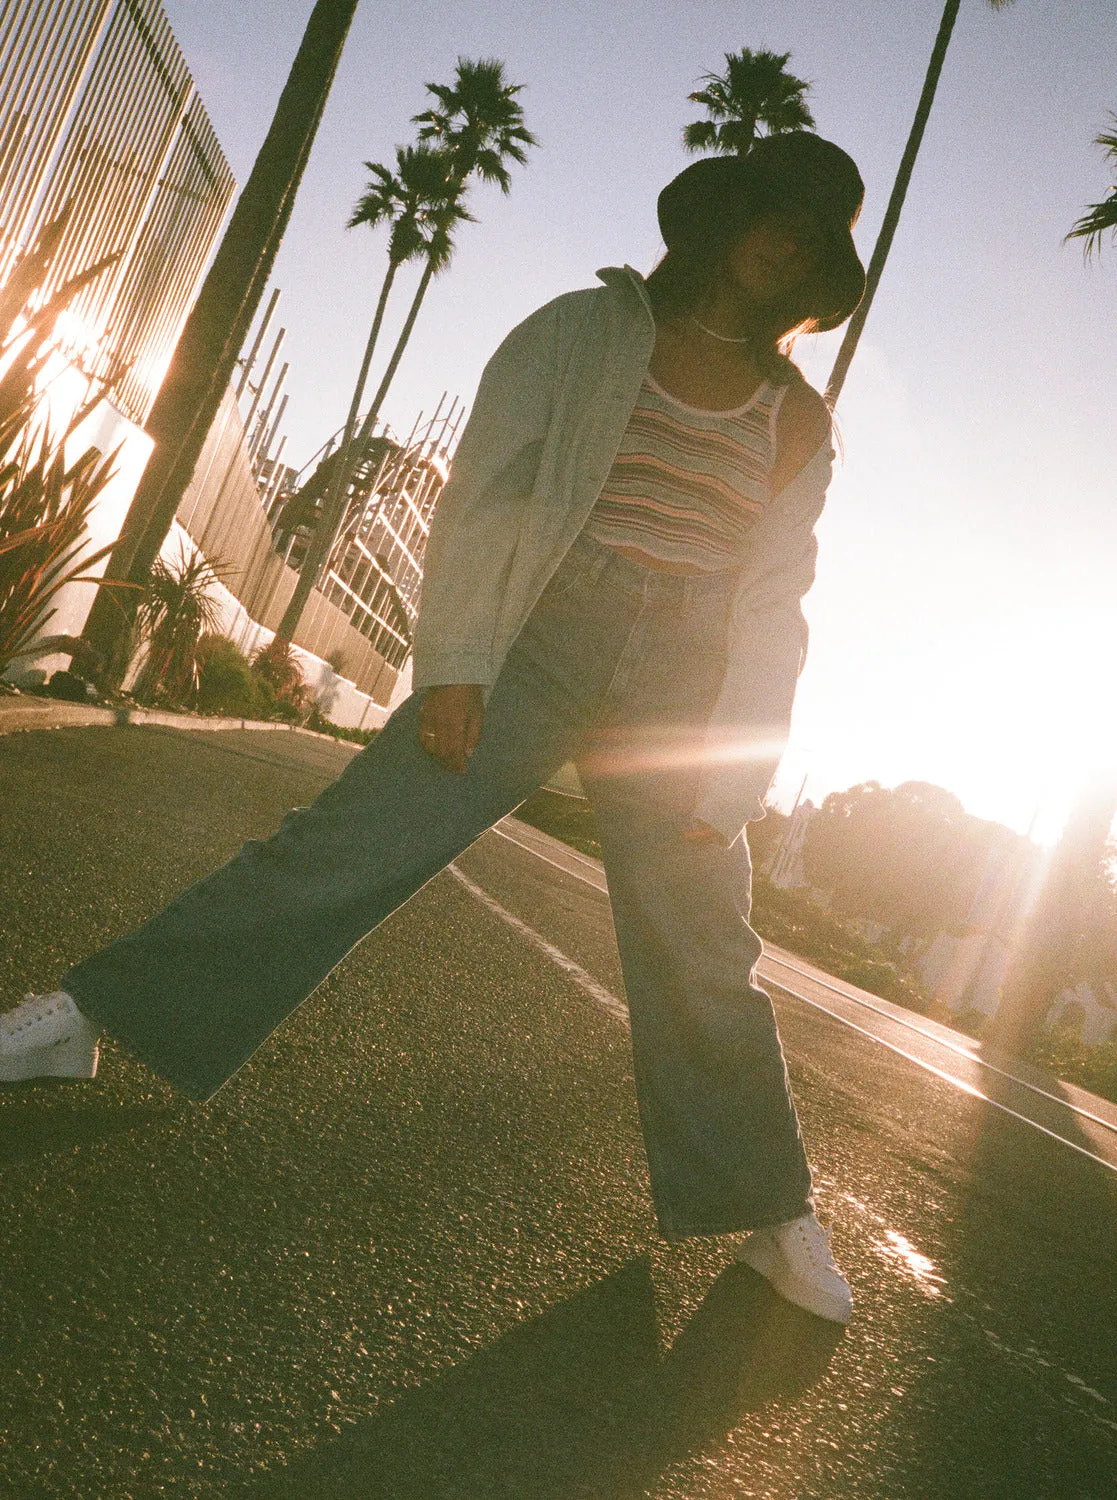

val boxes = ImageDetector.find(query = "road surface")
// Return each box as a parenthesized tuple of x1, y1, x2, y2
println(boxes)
(1, 725, 1114, 1498)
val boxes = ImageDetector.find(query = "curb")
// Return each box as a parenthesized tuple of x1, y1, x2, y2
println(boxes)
(0, 696, 363, 749)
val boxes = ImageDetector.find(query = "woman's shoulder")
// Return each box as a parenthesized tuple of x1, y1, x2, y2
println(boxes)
(777, 375, 831, 451)
(771, 376, 833, 495)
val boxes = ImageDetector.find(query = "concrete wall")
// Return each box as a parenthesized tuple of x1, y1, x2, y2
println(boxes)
(7, 365, 407, 732)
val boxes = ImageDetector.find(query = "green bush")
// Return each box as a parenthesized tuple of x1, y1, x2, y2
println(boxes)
(251, 639, 308, 720)
(514, 788, 602, 860)
(193, 634, 257, 716)
(302, 703, 377, 745)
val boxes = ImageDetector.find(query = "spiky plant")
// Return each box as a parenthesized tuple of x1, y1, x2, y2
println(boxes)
(131, 545, 224, 705)
(0, 208, 125, 677)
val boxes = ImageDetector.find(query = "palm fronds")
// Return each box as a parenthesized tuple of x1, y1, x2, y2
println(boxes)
(684, 48, 815, 157)
(1067, 116, 1117, 257)
(131, 545, 225, 705)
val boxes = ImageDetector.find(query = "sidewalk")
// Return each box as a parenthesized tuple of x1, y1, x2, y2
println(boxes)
(0, 690, 350, 745)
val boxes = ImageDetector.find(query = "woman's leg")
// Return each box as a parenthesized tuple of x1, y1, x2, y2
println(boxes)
(582, 772, 814, 1239)
(56, 540, 638, 1101)
(64, 675, 580, 1101)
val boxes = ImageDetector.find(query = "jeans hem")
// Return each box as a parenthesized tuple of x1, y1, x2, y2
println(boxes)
(656, 1193, 814, 1243)
(66, 980, 221, 1102)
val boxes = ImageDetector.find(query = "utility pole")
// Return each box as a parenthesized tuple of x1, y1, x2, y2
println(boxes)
(83, 0, 360, 685)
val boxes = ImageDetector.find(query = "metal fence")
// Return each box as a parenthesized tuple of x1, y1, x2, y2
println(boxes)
(0, 0, 234, 425)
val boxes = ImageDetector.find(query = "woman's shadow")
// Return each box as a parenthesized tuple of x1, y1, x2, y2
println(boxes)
(247, 1255, 844, 1498)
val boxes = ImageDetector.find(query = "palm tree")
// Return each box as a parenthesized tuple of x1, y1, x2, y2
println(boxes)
(347, 56, 537, 456)
(275, 58, 536, 648)
(1067, 115, 1117, 256)
(825, 0, 1016, 406)
(683, 47, 815, 156)
(274, 144, 463, 643)
(347, 144, 463, 402)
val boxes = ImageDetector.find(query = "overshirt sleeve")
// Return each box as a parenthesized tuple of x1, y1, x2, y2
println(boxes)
(412, 297, 564, 690)
(693, 442, 834, 843)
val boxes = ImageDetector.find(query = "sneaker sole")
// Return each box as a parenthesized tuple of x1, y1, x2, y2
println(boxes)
(0, 1038, 99, 1082)
(735, 1234, 853, 1324)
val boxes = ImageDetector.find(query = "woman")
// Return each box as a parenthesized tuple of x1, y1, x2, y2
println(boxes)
(1, 132, 865, 1324)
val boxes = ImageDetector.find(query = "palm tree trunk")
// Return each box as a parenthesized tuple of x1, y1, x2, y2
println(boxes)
(351, 255, 436, 456)
(82, 0, 360, 686)
(326, 255, 438, 558)
(824, 0, 962, 407)
(274, 259, 400, 645)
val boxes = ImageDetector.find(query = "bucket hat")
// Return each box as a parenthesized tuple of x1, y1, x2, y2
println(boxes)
(656, 133, 866, 331)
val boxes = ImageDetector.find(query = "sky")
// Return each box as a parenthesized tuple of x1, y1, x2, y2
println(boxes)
(161, 0, 1117, 844)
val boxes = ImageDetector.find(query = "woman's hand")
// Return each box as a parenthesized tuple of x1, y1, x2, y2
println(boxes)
(680, 819, 727, 846)
(418, 685, 485, 774)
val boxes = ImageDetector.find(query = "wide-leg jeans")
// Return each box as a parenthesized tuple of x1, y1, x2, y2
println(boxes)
(67, 533, 814, 1238)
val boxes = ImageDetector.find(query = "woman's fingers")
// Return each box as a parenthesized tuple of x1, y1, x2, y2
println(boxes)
(419, 685, 485, 774)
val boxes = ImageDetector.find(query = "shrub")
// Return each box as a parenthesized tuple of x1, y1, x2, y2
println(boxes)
(132, 547, 223, 705)
(301, 703, 376, 744)
(193, 633, 257, 716)
(1026, 1029, 1117, 1105)
(251, 639, 308, 721)
(515, 788, 602, 860)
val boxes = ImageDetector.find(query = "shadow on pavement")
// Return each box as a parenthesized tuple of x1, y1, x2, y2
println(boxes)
(896, 1064, 1117, 1498)
(247, 1256, 843, 1499)
(0, 1100, 171, 1165)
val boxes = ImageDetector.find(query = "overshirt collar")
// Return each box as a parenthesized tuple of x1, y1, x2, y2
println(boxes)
(595, 264, 655, 325)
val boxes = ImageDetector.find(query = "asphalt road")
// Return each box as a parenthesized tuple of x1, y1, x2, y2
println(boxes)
(1, 725, 1114, 1499)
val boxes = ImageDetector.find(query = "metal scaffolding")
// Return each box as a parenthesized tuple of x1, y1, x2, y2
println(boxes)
(277, 395, 464, 670)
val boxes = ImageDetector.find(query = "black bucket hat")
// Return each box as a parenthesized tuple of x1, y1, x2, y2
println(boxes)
(656, 132, 866, 332)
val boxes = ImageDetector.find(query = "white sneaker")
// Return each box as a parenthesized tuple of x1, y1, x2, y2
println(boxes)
(0, 991, 99, 1082)
(733, 1210, 853, 1323)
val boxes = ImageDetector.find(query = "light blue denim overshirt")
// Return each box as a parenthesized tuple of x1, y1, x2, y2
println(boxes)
(412, 265, 834, 842)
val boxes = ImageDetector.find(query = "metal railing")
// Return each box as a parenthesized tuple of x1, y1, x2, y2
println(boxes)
(0, 0, 234, 424)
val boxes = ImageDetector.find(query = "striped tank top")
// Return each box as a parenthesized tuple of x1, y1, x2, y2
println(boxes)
(583, 371, 787, 571)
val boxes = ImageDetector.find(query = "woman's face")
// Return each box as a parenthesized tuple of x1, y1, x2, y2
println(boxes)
(724, 206, 825, 309)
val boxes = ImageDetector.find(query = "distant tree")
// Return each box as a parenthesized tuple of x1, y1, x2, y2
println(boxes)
(1067, 115, 1117, 256)
(683, 47, 814, 157)
(802, 779, 1025, 941)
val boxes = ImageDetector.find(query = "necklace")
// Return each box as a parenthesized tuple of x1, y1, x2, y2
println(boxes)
(690, 316, 752, 345)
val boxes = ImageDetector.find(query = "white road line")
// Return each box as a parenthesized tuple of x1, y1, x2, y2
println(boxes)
(775, 983, 1117, 1173)
(492, 822, 607, 892)
(447, 864, 630, 1029)
(762, 949, 1117, 1140)
(497, 816, 1117, 1137)
(488, 818, 1117, 1175)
